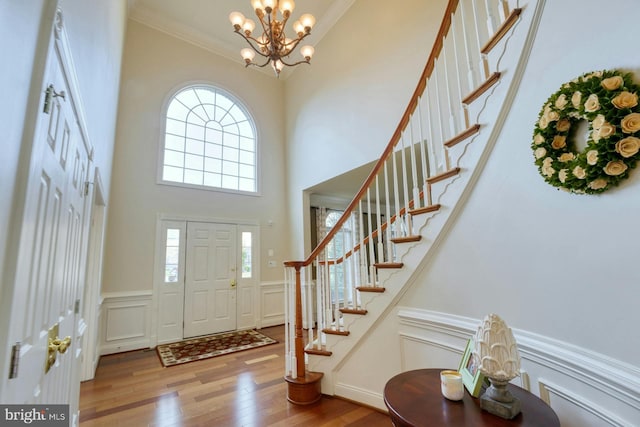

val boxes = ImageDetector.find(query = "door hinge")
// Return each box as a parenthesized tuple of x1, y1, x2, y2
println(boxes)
(8, 342, 20, 379)
(75, 299, 81, 314)
(84, 181, 93, 197)
(43, 84, 66, 114)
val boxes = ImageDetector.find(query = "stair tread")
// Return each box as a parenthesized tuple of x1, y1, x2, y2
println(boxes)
(409, 204, 441, 216)
(356, 286, 386, 293)
(340, 308, 368, 315)
(322, 328, 350, 336)
(374, 262, 403, 268)
(305, 348, 332, 356)
(391, 235, 421, 244)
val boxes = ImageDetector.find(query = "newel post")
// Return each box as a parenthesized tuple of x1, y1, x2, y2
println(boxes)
(284, 261, 323, 405)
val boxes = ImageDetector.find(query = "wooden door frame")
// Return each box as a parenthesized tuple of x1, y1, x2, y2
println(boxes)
(151, 214, 260, 347)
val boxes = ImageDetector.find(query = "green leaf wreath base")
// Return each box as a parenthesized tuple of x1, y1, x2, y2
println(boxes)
(532, 69, 640, 194)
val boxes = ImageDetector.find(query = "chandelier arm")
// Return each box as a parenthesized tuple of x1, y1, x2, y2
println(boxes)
(248, 56, 273, 69)
(282, 32, 310, 56)
(255, 11, 271, 42)
(278, 58, 311, 67)
(235, 32, 271, 58)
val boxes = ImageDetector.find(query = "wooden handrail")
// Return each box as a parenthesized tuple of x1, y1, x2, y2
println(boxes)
(284, 0, 460, 269)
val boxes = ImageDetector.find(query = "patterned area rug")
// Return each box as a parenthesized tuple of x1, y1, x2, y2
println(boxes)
(156, 329, 277, 367)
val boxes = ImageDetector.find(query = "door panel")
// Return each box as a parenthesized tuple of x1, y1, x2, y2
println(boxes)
(183, 222, 237, 338)
(2, 20, 90, 413)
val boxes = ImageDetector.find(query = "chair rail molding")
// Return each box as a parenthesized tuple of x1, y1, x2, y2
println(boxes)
(397, 307, 640, 426)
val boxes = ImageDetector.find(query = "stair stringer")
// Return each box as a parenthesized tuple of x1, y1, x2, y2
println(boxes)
(306, 1, 543, 402)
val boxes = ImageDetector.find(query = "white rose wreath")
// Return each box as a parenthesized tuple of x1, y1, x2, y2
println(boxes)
(532, 70, 640, 194)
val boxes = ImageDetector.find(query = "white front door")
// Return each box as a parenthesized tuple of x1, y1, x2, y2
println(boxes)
(183, 222, 237, 338)
(0, 8, 91, 416)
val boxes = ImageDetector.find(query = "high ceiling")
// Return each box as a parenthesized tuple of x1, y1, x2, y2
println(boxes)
(127, 0, 363, 206)
(127, 0, 355, 78)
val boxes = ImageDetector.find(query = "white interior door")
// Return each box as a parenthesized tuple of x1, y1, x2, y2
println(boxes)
(183, 222, 237, 338)
(0, 10, 91, 414)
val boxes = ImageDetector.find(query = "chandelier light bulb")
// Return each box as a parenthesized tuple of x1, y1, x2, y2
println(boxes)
(242, 19, 256, 36)
(250, 0, 264, 12)
(262, 0, 276, 12)
(292, 20, 304, 36)
(300, 45, 314, 60)
(299, 14, 316, 31)
(229, 11, 245, 29)
(279, 0, 295, 15)
(241, 48, 256, 63)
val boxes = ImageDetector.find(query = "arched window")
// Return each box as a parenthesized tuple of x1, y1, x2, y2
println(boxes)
(160, 85, 257, 193)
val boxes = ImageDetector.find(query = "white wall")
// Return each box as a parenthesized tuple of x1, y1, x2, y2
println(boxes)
(328, 0, 640, 425)
(284, 0, 449, 258)
(401, 0, 640, 369)
(102, 20, 289, 294)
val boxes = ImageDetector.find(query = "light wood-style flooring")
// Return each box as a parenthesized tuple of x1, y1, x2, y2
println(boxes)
(79, 325, 391, 426)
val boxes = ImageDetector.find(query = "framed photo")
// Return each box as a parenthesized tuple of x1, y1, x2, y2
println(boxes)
(458, 339, 485, 397)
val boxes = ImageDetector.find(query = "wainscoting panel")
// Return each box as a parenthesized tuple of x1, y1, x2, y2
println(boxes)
(100, 291, 153, 355)
(397, 308, 639, 427)
(259, 281, 285, 328)
(101, 283, 284, 355)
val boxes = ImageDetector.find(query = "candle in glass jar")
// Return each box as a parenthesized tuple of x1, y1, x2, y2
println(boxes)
(440, 370, 464, 401)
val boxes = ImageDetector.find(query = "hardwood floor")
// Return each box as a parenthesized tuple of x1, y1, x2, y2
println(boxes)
(79, 325, 391, 426)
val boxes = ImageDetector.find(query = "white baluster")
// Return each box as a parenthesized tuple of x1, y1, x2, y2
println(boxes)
(417, 96, 430, 203)
(425, 80, 438, 180)
(392, 144, 402, 238)
(433, 61, 449, 171)
(366, 188, 376, 285)
(349, 213, 358, 308)
(470, 0, 488, 79)
(375, 175, 384, 263)
(450, 9, 469, 128)
(322, 249, 331, 333)
(358, 199, 367, 285)
(485, 0, 498, 36)
(315, 259, 323, 347)
(400, 131, 412, 235)
(459, 1, 479, 94)
(284, 267, 291, 375)
(442, 33, 459, 138)
(341, 224, 347, 312)
(409, 117, 421, 211)
(384, 160, 394, 262)
(499, 0, 510, 23)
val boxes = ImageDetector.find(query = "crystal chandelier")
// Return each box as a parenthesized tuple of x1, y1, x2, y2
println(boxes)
(229, 0, 316, 76)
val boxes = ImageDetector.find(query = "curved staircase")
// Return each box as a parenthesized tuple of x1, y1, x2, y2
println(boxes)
(283, 0, 542, 405)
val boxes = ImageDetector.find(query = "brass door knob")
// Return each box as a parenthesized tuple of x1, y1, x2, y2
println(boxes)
(46, 336, 72, 373)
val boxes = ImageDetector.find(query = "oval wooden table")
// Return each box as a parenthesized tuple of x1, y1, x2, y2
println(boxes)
(383, 369, 560, 427)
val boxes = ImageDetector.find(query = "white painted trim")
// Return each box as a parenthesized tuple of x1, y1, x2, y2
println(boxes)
(102, 290, 153, 300)
(397, 308, 640, 424)
(157, 212, 260, 226)
(334, 382, 384, 411)
(100, 291, 153, 355)
(258, 281, 285, 328)
(538, 378, 629, 427)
